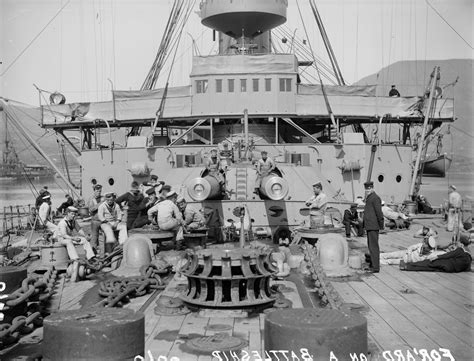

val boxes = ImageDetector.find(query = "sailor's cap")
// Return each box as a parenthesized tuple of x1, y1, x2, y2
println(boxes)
(145, 188, 156, 195)
(104, 192, 116, 198)
(67, 206, 79, 213)
(166, 190, 177, 198)
(312, 182, 322, 188)
(364, 181, 374, 189)
(93, 184, 102, 190)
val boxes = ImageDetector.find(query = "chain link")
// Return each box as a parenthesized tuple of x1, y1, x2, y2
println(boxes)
(0, 267, 58, 349)
(301, 242, 342, 309)
(94, 263, 169, 308)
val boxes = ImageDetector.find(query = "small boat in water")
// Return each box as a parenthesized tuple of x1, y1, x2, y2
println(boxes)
(422, 153, 452, 177)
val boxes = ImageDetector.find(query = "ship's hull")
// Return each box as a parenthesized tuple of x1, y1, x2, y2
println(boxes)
(422, 154, 452, 177)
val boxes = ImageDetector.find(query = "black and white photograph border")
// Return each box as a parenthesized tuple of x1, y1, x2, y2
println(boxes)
(0, 0, 472, 360)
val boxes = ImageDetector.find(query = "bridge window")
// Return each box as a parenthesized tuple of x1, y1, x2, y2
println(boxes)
(228, 79, 235, 93)
(216, 79, 222, 93)
(265, 78, 272, 92)
(279, 78, 292, 92)
(252, 78, 259, 92)
(196, 79, 208, 94)
(240, 79, 247, 92)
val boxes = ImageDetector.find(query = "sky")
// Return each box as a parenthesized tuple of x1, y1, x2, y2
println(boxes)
(0, 0, 472, 106)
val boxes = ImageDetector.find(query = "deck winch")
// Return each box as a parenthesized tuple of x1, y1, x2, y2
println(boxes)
(179, 247, 277, 309)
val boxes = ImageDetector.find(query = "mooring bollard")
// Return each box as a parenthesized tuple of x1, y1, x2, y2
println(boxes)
(43, 308, 144, 361)
(264, 309, 368, 361)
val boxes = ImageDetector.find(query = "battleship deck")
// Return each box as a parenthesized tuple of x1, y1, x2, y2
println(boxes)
(2, 218, 473, 360)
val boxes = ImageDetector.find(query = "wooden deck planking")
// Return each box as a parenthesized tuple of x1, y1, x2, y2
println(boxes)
(396, 268, 473, 308)
(59, 280, 96, 310)
(332, 282, 408, 352)
(168, 313, 210, 361)
(348, 277, 440, 350)
(146, 314, 187, 359)
(376, 268, 473, 346)
(434, 269, 474, 290)
(365, 273, 472, 359)
(383, 265, 472, 326)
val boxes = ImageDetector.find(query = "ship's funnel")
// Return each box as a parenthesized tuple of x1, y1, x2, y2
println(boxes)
(199, 0, 287, 39)
(260, 174, 289, 201)
(187, 175, 222, 201)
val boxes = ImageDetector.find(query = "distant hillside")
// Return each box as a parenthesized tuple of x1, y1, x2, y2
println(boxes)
(356, 59, 473, 172)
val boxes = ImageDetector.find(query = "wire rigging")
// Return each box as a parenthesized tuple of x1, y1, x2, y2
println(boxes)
(0, 0, 71, 77)
(425, 0, 473, 49)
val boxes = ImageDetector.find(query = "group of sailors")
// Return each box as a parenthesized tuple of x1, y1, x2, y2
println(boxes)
(34, 174, 206, 263)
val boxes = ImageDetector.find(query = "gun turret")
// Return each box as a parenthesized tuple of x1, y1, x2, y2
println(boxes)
(187, 175, 224, 201)
(259, 172, 289, 201)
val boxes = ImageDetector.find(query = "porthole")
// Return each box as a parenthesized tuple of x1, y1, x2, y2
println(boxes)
(396, 175, 402, 183)
(108, 177, 115, 186)
(91, 178, 97, 185)
(378, 174, 384, 183)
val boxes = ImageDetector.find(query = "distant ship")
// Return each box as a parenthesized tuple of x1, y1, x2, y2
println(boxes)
(0, 113, 55, 180)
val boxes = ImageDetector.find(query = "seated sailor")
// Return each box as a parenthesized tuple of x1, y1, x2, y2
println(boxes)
(38, 194, 58, 233)
(343, 203, 364, 238)
(154, 191, 184, 241)
(176, 196, 206, 231)
(381, 201, 410, 229)
(305, 182, 328, 212)
(97, 192, 128, 246)
(55, 206, 96, 262)
(133, 187, 161, 229)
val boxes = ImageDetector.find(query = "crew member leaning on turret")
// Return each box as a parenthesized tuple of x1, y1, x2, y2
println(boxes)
(305, 182, 328, 212)
(206, 148, 225, 185)
(254, 150, 275, 194)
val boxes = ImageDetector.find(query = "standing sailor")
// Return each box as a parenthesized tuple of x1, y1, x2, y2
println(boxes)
(254, 151, 275, 194)
(363, 181, 384, 273)
(447, 184, 463, 232)
(116, 181, 145, 230)
(87, 184, 103, 251)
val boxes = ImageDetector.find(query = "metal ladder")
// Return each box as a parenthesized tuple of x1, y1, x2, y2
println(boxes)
(235, 167, 248, 201)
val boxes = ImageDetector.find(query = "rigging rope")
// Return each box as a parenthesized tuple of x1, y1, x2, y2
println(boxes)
(295, 0, 338, 132)
(425, 0, 473, 49)
(0, 0, 71, 76)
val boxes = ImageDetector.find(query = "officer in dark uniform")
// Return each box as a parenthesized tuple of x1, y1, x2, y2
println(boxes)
(363, 181, 384, 272)
(389, 85, 400, 97)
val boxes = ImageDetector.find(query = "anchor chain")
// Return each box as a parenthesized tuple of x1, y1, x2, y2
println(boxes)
(0, 267, 59, 349)
(94, 263, 169, 308)
(301, 242, 342, 309)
